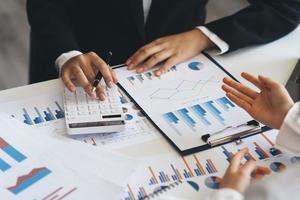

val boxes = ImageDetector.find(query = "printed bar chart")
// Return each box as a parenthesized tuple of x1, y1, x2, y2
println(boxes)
(0, 137, 27, 162)
(216, 97, 235, 110)
(163, 97, 236, 135)
(0, 158, 11, 172)
(254, 142, 270, 160)
(221, 146, 233, 162)
(23, 108, 33, 125)
(54, 101, 65, 119)
(177, 109, 196, 131)
(191, 105, 211, 125)
(125, 66, 177, 86)
(17, 101, 65, 126)
(0, 137, 27, 172)
(203, 101, 225, 125)
(147, 156, 218, 186)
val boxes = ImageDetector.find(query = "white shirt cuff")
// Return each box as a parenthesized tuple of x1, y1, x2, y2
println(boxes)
(204, 188, 244, 200)
(276, 102, 300, 155)
(55, 50, 83, 76)
(197, 26, 229, 55)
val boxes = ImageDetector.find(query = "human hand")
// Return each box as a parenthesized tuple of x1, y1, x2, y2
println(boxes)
(221, 148, 271, 194)
(61, 52, 118, 100)
(222, 72, 294, 129)
(126, 29, 215, 76)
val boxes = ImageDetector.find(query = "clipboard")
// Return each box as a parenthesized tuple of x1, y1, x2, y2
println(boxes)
(113, 53, 265, 155)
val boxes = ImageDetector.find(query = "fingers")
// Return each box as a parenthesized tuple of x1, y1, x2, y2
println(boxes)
(222, 84, 254, 105)
(223, 77, 258, 99)
(110, 69, 118, 83)
(228, 148, 249, 173)
(241, 160, 257, 176)
(154, 55, 180, 76)
(62, 69, 76, 92)
(80, 59, 96, 83)
(225, 93, 252, 112)
(127, 41, 165, 70)
(258, 75, 281, 90)
(136, 50, 173, 73)
(72, 66, 94, 97)
(241, 72, 264, 90)
(95, 85, 106, 101)
(88, 52, 114, 88)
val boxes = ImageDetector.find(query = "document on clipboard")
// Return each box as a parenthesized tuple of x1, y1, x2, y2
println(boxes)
(114, 53, 260, 155)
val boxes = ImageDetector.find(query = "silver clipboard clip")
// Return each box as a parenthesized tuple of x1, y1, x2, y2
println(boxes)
(201, 120, 261, 147)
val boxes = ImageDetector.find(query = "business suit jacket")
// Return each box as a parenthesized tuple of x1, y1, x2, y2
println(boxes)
(27, 0, 300, 83)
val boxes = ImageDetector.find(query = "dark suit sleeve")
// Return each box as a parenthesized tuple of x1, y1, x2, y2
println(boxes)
(205, 0, 300, 52)
(27, 0, 79, 62)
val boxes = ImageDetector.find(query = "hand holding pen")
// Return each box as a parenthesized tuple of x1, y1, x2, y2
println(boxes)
(61, 51, 118, 101)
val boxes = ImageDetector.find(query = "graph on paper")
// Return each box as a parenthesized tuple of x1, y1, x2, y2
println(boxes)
(0, 90, 160, 150)
(115, 54, 252, 152)
(7, 167, 52, 195)
(123, 129, 296, 200)
(0, 137, 53, 196)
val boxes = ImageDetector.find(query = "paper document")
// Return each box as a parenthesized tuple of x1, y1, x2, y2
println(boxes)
(123, 129, 299, 200)
(0, 113, 138, 200)
(0, 88, 160, 150)
(115, 54, 252, 152)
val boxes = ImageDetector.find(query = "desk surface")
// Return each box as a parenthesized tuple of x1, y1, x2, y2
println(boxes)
(0, 26, 299, 158)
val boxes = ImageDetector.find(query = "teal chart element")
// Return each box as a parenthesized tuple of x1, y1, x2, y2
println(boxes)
(270, 162, 286, 173)
(125, 114, 133, 121)
(187, 181, 200, 191)
(188, 62, 203, 71)
(204, 176, 222, 189)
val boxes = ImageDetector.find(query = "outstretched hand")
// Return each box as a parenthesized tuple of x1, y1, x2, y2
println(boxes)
(222, 72, 294, 129)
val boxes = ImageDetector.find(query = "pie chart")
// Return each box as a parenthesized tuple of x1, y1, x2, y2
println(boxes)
(125, 114, 133, 121)
(187, 181, 200, 191)
(188, 62, 204, 71)
(204, 176, 222, 189)
(270, 162, 287, 172)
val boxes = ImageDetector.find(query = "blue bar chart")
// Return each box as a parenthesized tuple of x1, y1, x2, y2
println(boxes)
(0, 137, 27, 172)
(163, 97, 236, 135)
(125, 154, 219, 200)
(203, 101, 225, 125)
(13, 101, 65, 126)
(126, 66, 177, 86)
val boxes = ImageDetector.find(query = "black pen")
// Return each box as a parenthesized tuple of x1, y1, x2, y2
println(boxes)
(92, 51, 112, 92)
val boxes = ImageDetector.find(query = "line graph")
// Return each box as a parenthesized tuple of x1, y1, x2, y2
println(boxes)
(149, 76, 220, 100)
(7, 167, 52, 195)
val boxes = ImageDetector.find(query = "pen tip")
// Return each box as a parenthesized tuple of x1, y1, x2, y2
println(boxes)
(92, 87, 96, 92)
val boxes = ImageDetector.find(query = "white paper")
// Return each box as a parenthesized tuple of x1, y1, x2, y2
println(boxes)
(0, 113, 138, 199)
(123, 129, 299, 199)
(0, 89, 160, 150)
(115, 54, 252, 151)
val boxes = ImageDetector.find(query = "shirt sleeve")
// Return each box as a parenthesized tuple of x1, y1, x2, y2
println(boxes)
(196, 26, 229, 55)
(204, 188, 244, 200)
(55, 50, 83, 76)
(275, 102, 300, 155)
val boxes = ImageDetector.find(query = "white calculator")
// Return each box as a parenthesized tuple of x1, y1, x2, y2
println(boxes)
(63, 85, 126, 135)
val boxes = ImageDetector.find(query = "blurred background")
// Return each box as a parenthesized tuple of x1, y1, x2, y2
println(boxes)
(0, 0, 248, 90)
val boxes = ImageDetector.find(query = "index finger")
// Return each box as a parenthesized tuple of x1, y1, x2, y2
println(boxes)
(228, 148, 249, 172)
(88, 52, 114, 88)
(241, 72, 264, 90)
(223, 77, 258, 99)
